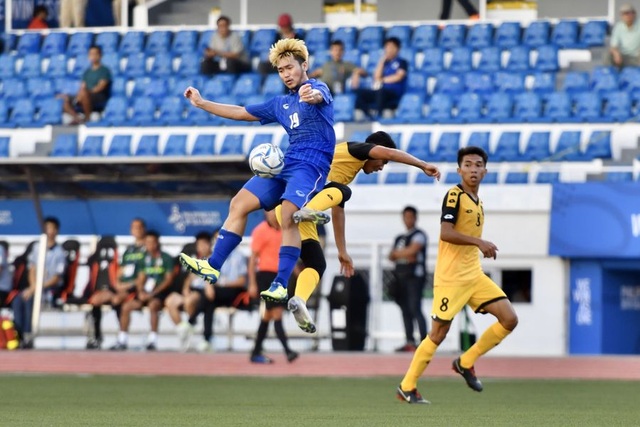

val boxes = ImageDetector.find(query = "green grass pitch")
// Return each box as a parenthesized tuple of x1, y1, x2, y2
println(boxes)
(2, 375, 639, 426)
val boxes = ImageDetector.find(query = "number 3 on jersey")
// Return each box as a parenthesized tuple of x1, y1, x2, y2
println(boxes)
(289, 112, 300, 129)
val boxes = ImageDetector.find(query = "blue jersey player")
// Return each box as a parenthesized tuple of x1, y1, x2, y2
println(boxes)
(179, 39, 335, 307)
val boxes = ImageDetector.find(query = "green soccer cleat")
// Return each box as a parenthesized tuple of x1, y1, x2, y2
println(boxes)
(179, 253, 220, 285)
(288, 296, 317, 333)
(292, 207, 331, 225)
(260, 282, 288, 303)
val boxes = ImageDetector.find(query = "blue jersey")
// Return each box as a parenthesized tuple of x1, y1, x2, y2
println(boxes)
(382, 57, 408, 96)
(245, 79, 335, 173)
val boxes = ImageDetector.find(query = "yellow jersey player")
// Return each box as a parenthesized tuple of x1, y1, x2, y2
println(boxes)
(278, 131, 441, 333)
(396, 146, 518, 404)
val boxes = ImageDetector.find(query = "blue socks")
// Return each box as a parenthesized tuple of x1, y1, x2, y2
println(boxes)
(274, 246, 301, 288)
(207, 229, 242, 270)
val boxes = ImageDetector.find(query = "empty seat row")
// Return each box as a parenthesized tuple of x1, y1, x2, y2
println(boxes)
(0, 97, 62, 127)
(355, 169, 565, 185)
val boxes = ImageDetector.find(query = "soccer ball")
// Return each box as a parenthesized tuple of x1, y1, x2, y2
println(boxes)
(248, 143, 285, 178)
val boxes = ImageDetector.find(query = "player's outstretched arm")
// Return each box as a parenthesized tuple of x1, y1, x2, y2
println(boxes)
(368, 146, 441, 180)
(440, 222, 498, 259)
(298, 83, 325, 105)
(331, 206, 355, 278)
(184, 86, 260, 121)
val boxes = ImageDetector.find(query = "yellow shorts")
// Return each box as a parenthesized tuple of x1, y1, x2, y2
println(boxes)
(431, 274, 507, 322)
(274, 205, 319, 242)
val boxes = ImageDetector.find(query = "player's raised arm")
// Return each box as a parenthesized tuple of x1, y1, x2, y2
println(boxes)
(368, 145, 441, 180)
(184, 86, 260, 121)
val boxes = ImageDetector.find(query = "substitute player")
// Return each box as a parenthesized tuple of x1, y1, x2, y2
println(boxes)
(179, 39, 334, 304)
(396, 146, 518, 404)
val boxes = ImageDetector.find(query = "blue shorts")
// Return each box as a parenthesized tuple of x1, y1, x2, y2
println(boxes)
(243, 159, 327, 210)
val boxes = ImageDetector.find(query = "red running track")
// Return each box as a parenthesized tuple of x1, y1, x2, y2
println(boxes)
(1, 351, 639, 380)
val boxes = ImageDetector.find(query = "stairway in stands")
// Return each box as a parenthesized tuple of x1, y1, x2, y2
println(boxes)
(148, 0, 220, 26)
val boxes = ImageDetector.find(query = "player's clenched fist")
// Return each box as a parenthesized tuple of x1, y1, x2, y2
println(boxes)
(298, 83, 320, 104)
(184, 86, 202, 107)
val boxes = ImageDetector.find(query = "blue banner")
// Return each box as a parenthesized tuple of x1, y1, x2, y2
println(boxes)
(549, 183, 640, 258)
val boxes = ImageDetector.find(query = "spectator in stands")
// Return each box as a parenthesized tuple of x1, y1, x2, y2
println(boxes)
(388, 206, 428, 353)
(309, 40, 366, 95)
(61, 46, 112, 125)
(249, 211, 298, 364)
(201, 15, 251, 76)
(27, 6, 49, 30)
(0, 243, 11, 308)
(258, 13, 304, 75)
(440, 0, 479, 20)
(607, 4, 640, 68)
(12, 217, 66, 349)
(59, 0, 86, 28)
(354, 37, 407, 120)
(113, 0, 143, 27)
(112, 230, 175, 351)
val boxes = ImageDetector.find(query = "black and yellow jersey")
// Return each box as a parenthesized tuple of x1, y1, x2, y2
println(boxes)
(434, 184, 485, 285)
(327, 141, 376, 185)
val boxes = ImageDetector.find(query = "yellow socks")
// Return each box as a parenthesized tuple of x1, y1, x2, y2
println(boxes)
(305, 187, 343, 211)
(459, 322, 511, 368)
(294, 267, 320, 302)
(400, 336, 438, 391)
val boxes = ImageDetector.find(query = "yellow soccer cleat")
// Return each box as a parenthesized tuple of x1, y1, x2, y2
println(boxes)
(179, 253, 220, 284)
(260, 282, 288, 303)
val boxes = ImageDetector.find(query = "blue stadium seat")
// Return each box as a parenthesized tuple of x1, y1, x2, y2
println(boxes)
(249, 133, 274, 153)
(332, 27, 357, 50)
(101, 52, 121, 76)
(305, 27, 330, 54)
(250, 29, 277, 55)
(145, 31, 171, 55)
(108, 135, 132, 156)
(80, 135, 104, 156)
(0, 55, 16, 79)
(505, 172, 529, 184)
(364, 49, 383, 74)
(421, 47, 444, 75)
(219, 134, 244, 155)
(0, 136, 9, 156)
(171, 30, 198, 56)
(523, 21, 550, 48)
(135, 135, 159, 156)
(385, 172, 409, 184)
(151, 52, 174, 77)
(130, 97, 157, 126)
(543, 92, 573, 122)
(41, 33, 67, 57)
(531, 72, 556, 94)
(604, 172, 633, 182)
(334, 94, 356, 122)
(415, 173, 435, 184)
(477, 46, 501, 72)
(406, 132, 431, 161)
(355, 172, 379, 185)
(457, 93, 482, 123)
(494, 132, 522, 161)
(186, 105, 214, 125)
(494, 22, 521, 48)
(191, 134, 216, 156)
(449, 46, 472, 73)
(381, 93, 424, 124)
(523, 132, 551, 161)
(425, 94, 453, 123)
(158, 96, 186, 126)
(202, 74, 236, 99)
(177, 52, 200, 77)
(343, 48, 363, 67)
(574, 92, 603, 122)
(579, 20, 607, 47)
(124, 52, 146, 78)
(583, 131, 611, 159)
(163, 134, 188, 156)
(618, 66, 640, 94)
(100, 97, 129, 126)
(51, 134, 78, 157)
(554, 131, 583, 161)
(444, 172, 461, 184)
(494, 71, 525, 93)
(119, 31, 145, 55)
(431, 132, 460, 162)
(485, 92, 513, 122)
(2, 78, 26, 107)
(37, 98, 62, 125)
(387, 25, 412, 48)
(170, 76, 204, 97)
(434, 73, 464, 98)
(513, 92, 542, 122)
(536, 172, 560, 184)
(348, 130, 370, 142)
(110, 76, 127, 97)
(358, 26, 384, 53)
(464, 72, 494, 97)
(439, 24, 465, 49)
(482, 172, 498, 184)
(45, 54, 68, 78)
(21, 53, 42, 78)
(562, 71, 589, 93)
(412, 25, 438, 50)
(262, 73, 285, 96)
(551, 20, 579, 48)
(197, 30, 214, 54)
(467, 132, 491, 154)
(55, 77, 81, 96)
(603, 91, 631, 122)
(466, 23, 493, 49)
(243, 95, 267, 106)
(406, 71, 427, 94)
(0, 101, 10, 128)
(535, 45, 559, 72)
(94, 32, 120, 54)
(311, 49, 330, 70)
(70, 53, 90, 78)
(506, 45, 530, 71)
(66, 32, 93, 57)
(590, 66, 618, 94)
(1, 33, 16, 53)
(27, 77, 54, 100)
(399, 47, 416, 68)
(9, 99, 35, 127)
(231, 73, 262, 103)
(17, 33, 41, 56)
(131, 76, 150, 97)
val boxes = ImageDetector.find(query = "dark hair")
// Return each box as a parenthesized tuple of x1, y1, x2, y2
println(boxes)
(330, 40, 344, 48)
(217, 15, 231, 25)
(365, 131, 397, 149)
(88, 45, 102, 55)
(43, 216, 60, 230)
(384, 37, 401, 49)
(131, 217, 146, 228)
(457, 146, 488, 166)
(403, 206, 417, 216)
(195, 231, 212, 242)
(145, 230, 160, 240)
(33, 5, 48, 18)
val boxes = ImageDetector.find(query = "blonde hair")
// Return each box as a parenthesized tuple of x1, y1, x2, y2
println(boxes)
(268, 38, 309, 67)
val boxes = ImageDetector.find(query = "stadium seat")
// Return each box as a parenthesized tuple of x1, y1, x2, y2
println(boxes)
(124, 52, 147, 78)
(494, 22, 521, 48)
(101, 52, 121, 76)
(449, 46, 472, 73)
(0, 55, 16, 79)
(382, 93, 424, 123)
(163, 134, 188, 156)
(262, 73, 286, 96)
(358, 26, 384, 53)
(485, 92, 513, 122)
(135, 135, 159, 156)
(554, 131, 583, 161)
(385, 172, 409, 184)
(55, 77, 81, 96)
(219, 134, 244, 155)
(535, 172, 560, 184)
(483, 172, 499, 184)
(399, 47, 416, 67)
(16, 33, 41, 56)
(343, 48, 363, 67)
(305, 27, 330, 54)
(197, 30, 214, 54)
(523, 21, 550, 47)
(94, 32, 120, 54)
(41, 33, 67, 57)
(421, 47, 444, 75)
(412, 25, 438, 50)
(603, 91, 631, 122)
(439, 24, 465, 49)
(28, 77, 54, 100)
(415, 173, 435, 184)
(2, 78, 26, 107)
(151, 52, 174, 77)
(534, 45, 559, 72)
(158, 97, 186, 126)
(100, 97, 129, 126)
(493, 132, 522, 161)
(477, 46, 501, 72)
(456, 92, 483, 123)
(70, 54, 90, 78)
(50, 134, 78, 157)
(243, 95, 267, 106)
(109, 76, 126, 98)
(466, 23, 493, 49)
(311, 49, 330, 69)
(523, 132, 551, 161)
(231, 73, 262, 103)
(464, 72, 494, 97)
(355, 172, 379, 185)
(425, 94, 453, 123)
(349, 130, 370, 142)
(176, 52, 200, 77)
(131, 76, 151, 98)
(543, 92, 573, 122)
(406, 132, 431, 161)
(531, 72, 556, 94)
(80, 135, 104, 156)
(250, 29, 278, 55)
(590, 67, 619, 94)
(332, 27, 357, 50)
(145, 31, 171, 55)
(0, 101, 10, 128)
(495, 71, 525, 93)
(45, 54, 68, 78)
(170, 76, 204, 98)
(171, 30, 198, 56)
(186, 105, 214, 125)
(431, 132, 460, 162)
(562, 71, 590, 93)
(444, 171, 461, 184)
(583, 131, 612, 159)
(202, 74, 236, 99)
(505, 45, 530, 71)
(9, 99, 36, 127)
(387, 25, 412, 48)
(604, 172, 633, 182)
(434, 73, 464, 98)
(249, 133, 274, 153)
(119, 31, 145, 55)
(467, 132, 491, 154)
(191, 134, 216, 156)
(0, 137, 9, 156)
(551, 20, 579, 48)
(513, 92, 542, 122)
(36, 97, 63, 125)
(21, 53, 42, 78)
(505, 172, 529, 184)
(574, 92, 603, 122)
(66, 32, 93, 57)
(579, 20, 607, 47)
(406, 71, 427, 94)
(618, 67, 640, 94)
(108, 135, 132, 156)
(130, 98, 157, 126)
(334, 94, 356, 122)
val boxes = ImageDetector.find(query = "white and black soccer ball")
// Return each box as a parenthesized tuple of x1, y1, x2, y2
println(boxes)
(248, 143, 285, 178)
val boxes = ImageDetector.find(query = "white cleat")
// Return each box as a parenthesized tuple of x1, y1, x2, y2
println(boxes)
(288, 296, 317, 334)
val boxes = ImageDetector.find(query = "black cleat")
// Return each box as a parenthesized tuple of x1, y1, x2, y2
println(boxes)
(396, 386, 430, 404)
(109, 342, 127, 351)
(286, 350, 299, 363)
(452, 358, 483, 392)
(146, 342, 157, 351)
(86, 338, 102, 350)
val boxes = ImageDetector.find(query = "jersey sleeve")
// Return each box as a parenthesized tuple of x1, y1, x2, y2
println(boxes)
(441, 187, 461, 224)
(245, 97, 278, 124)
(410, 231, 427, 247)
(399, 58, 409, 72)
(311, 80, 333, 105)
(346, 142, 376, 160)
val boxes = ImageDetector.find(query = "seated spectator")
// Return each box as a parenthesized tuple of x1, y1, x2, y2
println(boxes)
(27, 6, 49, 30)
(201, 15, 251, 76)
(607, 4, 640, 68)
(12, 217, 66, 349)
(0, 242, 11, 308)
(111, 230, 175, 351)
(59, 0, 86, 28)
(258, 13, 304, 75)
(61, 46, 112, 125)
(309, 40, 366, 95)
(354, 37, 408, 120)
